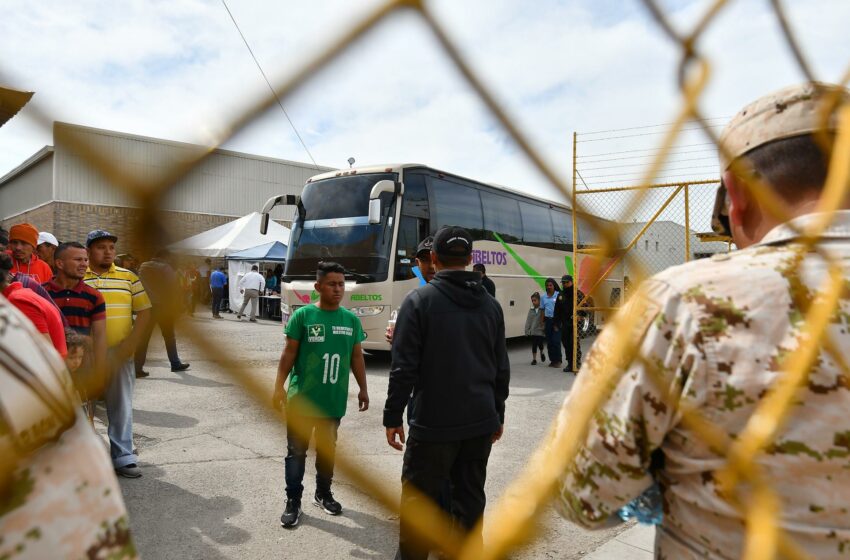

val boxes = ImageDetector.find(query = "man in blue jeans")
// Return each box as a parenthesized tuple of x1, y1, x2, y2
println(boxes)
(541, 277, 562, 368)
(84, 230, 151, 478)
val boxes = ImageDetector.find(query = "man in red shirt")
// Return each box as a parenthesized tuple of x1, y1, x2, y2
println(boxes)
(7, 223, 53, 284)
(1, 253, 66, 357)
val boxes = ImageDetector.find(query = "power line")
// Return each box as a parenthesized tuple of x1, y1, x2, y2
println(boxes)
(580, 164, 719, 180)
(578, 155, 718, 172)
(576, 124, 725, 143)
(576, 147, 716, 164)
(576, 142, 716, 159)
(221, 0, 320, 169)
(582, 172, 719, 186)
(577, 116, 730, 136)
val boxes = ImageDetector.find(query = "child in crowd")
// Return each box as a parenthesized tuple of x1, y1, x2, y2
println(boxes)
(65, 331, 86, 374)
(64, 329, 95, 425)
(524, 292, 546, 365)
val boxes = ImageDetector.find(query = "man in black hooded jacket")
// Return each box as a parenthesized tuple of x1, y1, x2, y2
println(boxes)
(384, 226, 510, 560)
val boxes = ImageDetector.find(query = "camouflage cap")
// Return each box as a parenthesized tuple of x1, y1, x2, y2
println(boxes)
(719, 81, 850, 170)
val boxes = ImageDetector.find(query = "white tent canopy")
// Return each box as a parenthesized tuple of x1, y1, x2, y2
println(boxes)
(170, 212, 290, 257)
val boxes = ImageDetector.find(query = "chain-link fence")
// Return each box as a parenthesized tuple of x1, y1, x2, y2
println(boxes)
(569, 121, 733, 371)
(2, 0, 850, 558)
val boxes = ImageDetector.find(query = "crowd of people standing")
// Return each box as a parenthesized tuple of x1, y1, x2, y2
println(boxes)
(3, 82, 850, 560)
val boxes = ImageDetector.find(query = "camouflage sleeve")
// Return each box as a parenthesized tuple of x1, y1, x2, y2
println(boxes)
(552, 278, 707, 528)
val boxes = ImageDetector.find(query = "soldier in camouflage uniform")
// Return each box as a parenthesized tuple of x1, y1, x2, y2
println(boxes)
(553, 82, 850, 558)
(0, 294, 137, 559)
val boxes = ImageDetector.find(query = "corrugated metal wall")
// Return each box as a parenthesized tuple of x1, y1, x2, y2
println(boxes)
(53, 123, 330, 221)
(0, 153, 53, 218)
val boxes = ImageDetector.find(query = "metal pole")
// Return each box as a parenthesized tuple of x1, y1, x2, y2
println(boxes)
(684, 184, 691, 262)
(571, 132, 579, 373)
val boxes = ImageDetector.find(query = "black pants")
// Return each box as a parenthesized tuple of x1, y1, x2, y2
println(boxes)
(561, 319, 581, 370)
(134, 309, 181, 372)
(284, 414, 340, 500)
(530, 335, 545, 355)
(210, 287, 224, 316)
(397, 434, 493, 560)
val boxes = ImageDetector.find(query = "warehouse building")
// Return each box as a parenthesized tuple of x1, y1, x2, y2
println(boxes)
(620, 220, 730, 277)
(0, 122, 331, 255)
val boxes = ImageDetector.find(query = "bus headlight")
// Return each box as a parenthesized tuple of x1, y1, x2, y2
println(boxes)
(350, 305, 386, 317)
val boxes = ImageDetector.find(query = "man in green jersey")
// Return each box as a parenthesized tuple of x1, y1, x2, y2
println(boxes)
(273, 261, 370, 528)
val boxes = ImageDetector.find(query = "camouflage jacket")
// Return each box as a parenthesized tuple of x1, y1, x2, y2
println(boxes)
(554, 210, 850, 558)
(0, 294, 137, 560)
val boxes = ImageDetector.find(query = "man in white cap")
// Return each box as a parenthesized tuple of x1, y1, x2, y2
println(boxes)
(553, 82, 850, 557)
(37, 231, 59, 273)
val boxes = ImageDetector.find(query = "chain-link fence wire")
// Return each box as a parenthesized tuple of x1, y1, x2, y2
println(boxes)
(1, 0, 849, 558)
(569, 179, 726, 373)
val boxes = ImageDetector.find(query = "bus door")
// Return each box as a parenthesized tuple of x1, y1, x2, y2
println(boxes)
(394, 172, 430, 282)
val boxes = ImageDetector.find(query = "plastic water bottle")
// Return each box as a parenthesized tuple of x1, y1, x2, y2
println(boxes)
(617, 483, 663, 525)
(387, 309, 398, 340)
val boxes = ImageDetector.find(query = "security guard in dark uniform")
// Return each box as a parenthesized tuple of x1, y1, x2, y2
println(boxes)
(554, 274, 583, 372)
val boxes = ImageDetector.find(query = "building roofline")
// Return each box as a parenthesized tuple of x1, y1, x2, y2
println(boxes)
(52, 121, 333, 172)
(0, 145, 54, 187)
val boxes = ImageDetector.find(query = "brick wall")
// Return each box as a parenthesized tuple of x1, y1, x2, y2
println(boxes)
(2, 202, 237, 260)
(1, 204, 55, 236)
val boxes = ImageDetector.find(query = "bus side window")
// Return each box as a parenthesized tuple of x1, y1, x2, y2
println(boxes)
(551, 209, 573, 252)
(402, 173, 429, 219)
(520, 202, 554, 249)
(395, 215, 419, 281)
(430, 178, 484, 239)
(481, 192, 523, 244)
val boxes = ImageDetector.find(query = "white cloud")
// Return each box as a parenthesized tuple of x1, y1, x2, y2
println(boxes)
(1, 0, 848, 207)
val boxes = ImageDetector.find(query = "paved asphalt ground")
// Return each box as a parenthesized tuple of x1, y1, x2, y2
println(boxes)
(102, 309, 640, 559)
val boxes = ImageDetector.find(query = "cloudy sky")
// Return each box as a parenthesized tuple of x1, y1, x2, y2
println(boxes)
(1, 0, 848, 211)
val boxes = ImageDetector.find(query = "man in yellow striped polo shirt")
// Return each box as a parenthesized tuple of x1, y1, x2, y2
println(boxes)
(84, 230, 151, 478)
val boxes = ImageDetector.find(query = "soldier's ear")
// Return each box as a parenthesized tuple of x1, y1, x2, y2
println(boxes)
(724, 170, 749, 229)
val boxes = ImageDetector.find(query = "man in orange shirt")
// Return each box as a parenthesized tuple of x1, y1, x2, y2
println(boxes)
(7, 223, 53, 284)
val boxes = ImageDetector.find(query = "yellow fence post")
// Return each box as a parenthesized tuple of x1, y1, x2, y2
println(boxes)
(685, 183, 691, 262)
(572, 131, 579, 372)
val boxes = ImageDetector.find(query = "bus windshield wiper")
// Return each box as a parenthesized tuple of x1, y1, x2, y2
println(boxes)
(344, 268, 374, 283)
(282, 274, 315, 282)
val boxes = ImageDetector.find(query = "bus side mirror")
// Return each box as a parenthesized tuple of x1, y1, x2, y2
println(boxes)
(368, 199, 382, 225)
(260, 212, 271, 235)
(368, 179, 396, 225)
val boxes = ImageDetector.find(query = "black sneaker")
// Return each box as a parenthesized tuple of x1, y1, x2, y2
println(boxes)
(541, 353, 546, 363)
(314, 491, 342, 516)
(280, 498, 302, 528)
(531, 359, 537, 365)
(171, 363, 190, 372)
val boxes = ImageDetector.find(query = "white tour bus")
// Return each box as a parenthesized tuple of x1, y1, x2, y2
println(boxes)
(260, 164, 622, 351)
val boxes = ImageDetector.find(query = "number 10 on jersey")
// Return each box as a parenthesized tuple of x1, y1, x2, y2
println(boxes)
(322, 353, 341, 384)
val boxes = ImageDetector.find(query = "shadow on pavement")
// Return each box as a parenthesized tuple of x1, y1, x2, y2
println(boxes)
(134, 408, 200, 429)
(300, 505, 397, 558)
(142, 369, 234, 389)
(122, 465, 250, 560)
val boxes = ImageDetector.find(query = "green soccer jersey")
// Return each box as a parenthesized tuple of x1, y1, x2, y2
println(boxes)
(284, 304, 366, 418)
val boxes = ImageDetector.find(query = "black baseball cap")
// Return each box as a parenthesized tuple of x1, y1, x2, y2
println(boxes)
(433, 226, 473, 258)
(561, 274, 573, 282)
(86, 229, 118, 247)
(415, 236, 434, 258)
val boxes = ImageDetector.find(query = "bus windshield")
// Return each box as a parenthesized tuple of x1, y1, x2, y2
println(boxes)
(285, 173, 398, 282)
